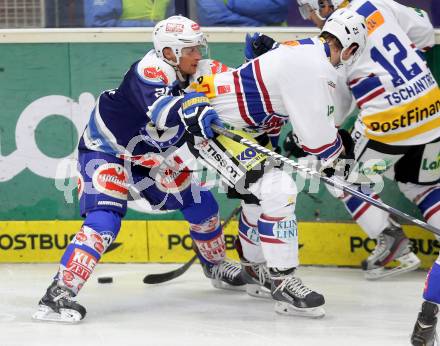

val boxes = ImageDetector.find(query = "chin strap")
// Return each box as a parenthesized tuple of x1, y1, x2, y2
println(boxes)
(162, 57, 187, 83)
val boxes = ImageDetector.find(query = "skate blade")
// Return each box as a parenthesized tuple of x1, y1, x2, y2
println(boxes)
(364, 252, 421, 281)
(32, 305, 83, 323)
(274, 301, 325, 319)
(211, 279, 246, 291)
(246, 284, 272, 299)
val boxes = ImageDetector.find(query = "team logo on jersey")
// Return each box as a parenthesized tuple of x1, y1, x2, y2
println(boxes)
(140, 123, 185, 149)
(92, 163, 128, 200)
(118, 153, 162, 168)
(191, 23, 200, 31)
(166, 23, 184, 33)
(210, 60, 229, 74)
(143, 66, 169, 84)
(154, 155, 192, 194)
(261, 114, 288, 132)
(217, 85, 231, 94)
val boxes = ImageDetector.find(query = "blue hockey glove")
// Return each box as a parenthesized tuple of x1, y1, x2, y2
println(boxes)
(245, 33, 279, 61)
(180, 92, 223, 139)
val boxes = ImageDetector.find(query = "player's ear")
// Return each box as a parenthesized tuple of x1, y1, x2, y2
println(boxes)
(342, 43, 359, 62)
(162, 47, 177, 63)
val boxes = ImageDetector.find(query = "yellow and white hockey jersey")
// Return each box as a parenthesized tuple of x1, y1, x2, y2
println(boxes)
(347, 0, 439, 145)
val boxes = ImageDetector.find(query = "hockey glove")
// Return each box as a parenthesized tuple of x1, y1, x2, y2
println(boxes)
(180, 92, 223, 139)
(321, 129, 355, 178)
(283, 130, 308, 158)
(245, 33, 279, 61)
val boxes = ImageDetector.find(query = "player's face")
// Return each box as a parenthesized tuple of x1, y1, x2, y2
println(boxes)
(178, 46, 203, 76)
(318, 0, 335, 19)
(326, 36, 342, 66)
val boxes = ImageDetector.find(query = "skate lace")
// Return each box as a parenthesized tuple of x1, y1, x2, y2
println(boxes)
(254, 263, 271, 286)
(53, 289, 73, 303)
(211, 260, 241, 281)
(273, 276, 312, 298)
(370, 233, 387, 257)
(242, 261, 270, 285)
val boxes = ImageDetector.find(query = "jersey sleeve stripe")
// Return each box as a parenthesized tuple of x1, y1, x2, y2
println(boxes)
(254, 59, 274, 114)
(301, 134, 342, 159)
(241, 62, 266, 120)
(233, 70, 255, 126)
(350, 76, 383, 100)
(147, 95, 181, 128)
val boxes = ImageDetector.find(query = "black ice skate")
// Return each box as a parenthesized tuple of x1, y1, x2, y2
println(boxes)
(411, 301, 439, 346)
(362, 225, 420, 280)
(201, 259, 246, 291)
(241, 259, 272, 299)
(32, 281, 86, 323)
(270, 268, 325, 318)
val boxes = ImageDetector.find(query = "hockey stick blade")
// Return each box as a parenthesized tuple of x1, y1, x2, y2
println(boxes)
(211, 124, 440, 236)
(143, 205, 242, 284)
(143, 254, 198, 284)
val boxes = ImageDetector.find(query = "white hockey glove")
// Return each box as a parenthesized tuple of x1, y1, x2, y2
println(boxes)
(180, 92, 223, 139)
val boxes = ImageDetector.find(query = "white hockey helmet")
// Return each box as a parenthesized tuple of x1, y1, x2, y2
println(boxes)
(321, 8, 367, 66)
(153, 15, 207, 65)
(319, 0, 350, 9)
(297, 0, 319, 19)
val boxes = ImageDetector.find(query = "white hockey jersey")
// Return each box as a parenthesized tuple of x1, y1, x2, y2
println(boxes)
(189, 38, 347, 162)
(346, 0, 439, 145)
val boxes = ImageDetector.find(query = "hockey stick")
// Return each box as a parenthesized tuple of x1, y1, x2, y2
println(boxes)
(211, 124, 440, 236)
(143, 204, 243, 284)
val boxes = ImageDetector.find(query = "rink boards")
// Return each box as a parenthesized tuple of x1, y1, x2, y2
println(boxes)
(0, 220, 437, 269)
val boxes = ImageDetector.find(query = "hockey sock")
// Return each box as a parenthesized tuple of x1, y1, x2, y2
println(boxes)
(257, 214, 298, 268)
(342, 191, 390, 239)
(424, 261, 440, 304)
(181, 190, 225, 265)
(238, 211, 265, 263)
(56, 210, 121, 295)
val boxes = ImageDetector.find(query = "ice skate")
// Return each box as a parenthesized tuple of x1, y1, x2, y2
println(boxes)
(201, 259, 246, 291)
(362, 225, 421, 280)
(241, 260, 272, 299)
(411, 301, 439, 346)
(32, 281, 86, 323)
(270, 268, 325, 318)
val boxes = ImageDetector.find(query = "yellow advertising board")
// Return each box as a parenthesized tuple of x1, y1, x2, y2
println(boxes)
(0, 220, 438, 269)
(0, 221, 148, 262)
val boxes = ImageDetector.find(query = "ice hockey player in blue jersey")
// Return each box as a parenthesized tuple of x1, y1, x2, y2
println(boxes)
(32, 15, 245, 323)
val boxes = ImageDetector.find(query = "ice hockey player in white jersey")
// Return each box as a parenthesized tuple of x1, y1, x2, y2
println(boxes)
(288, 0, 440, 283)
(158, 8, 367, 318)
(32, 15, 247, 323)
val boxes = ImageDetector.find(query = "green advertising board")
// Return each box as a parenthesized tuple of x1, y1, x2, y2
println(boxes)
(0, 41, 439, 222)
